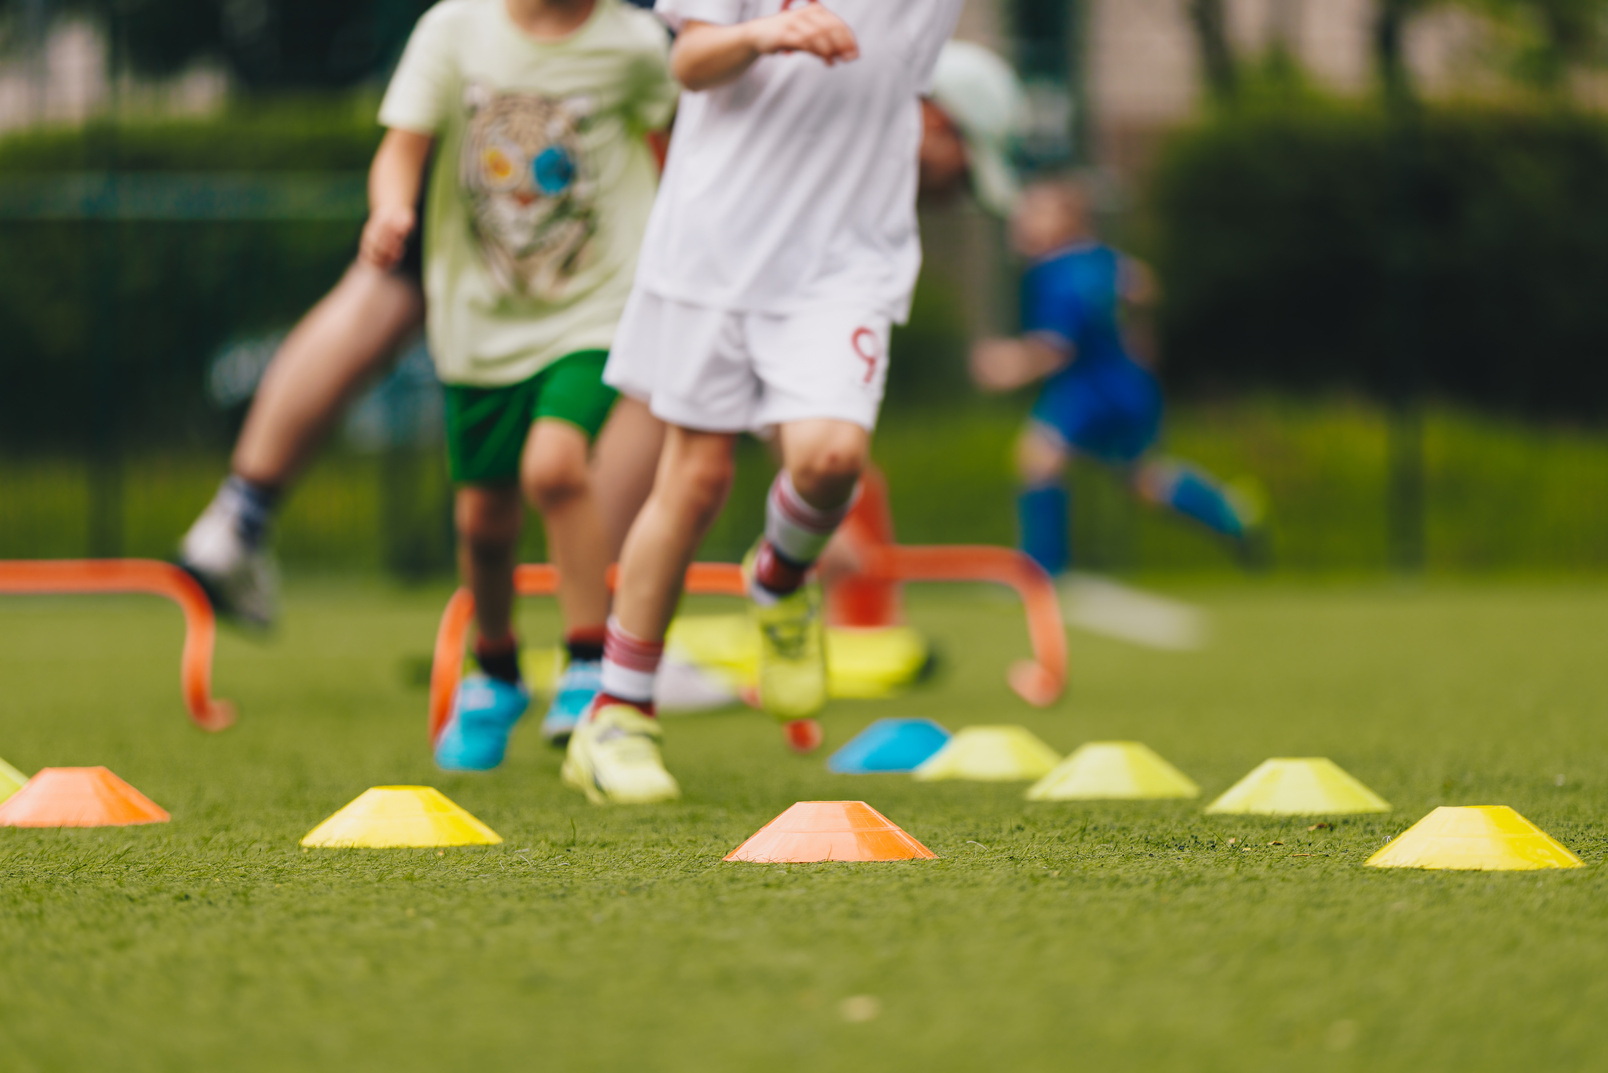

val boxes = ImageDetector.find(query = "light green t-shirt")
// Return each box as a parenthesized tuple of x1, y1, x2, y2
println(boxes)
(379, 0, 676, 387)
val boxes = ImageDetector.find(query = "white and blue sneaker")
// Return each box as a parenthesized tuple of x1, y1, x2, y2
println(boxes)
(434, 674, 530, 771)
(540, 659, 603, 746)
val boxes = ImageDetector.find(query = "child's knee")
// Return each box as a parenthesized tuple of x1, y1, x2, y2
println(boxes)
(455, 489, 520, 548)
(788, 426, 868, 500)
(1132, 459, 1179, 504)
(522, 446, 591, 514)
(1016, 426, 1068, 485)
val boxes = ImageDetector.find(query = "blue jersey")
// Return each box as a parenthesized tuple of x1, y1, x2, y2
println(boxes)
(1023, 243, 1162, 464)
(1021, 243, 1135, 371)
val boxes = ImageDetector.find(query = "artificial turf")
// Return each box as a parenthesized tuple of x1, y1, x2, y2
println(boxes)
(2, 579, 1607, 1071)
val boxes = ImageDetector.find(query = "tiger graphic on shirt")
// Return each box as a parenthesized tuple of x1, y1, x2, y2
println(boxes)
(460, 84, 598, 299)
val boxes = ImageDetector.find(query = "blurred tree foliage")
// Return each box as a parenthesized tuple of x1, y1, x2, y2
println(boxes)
(1151, 102, 1608, 418)
(1186, 0, 1237, 101)
(1182, 0, 1608, 102)
(1468, 0, 1608, 92)
(0, 0, 433, 88)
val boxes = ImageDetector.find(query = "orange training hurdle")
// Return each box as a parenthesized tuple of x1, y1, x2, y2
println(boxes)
(427, 548, 1065, 744)
(0, 559, 236, 731)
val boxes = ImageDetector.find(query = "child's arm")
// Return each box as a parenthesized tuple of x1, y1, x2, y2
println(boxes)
(969, 337, 1072, 394)
(359, 129, 433, 271)
(671, 5, 859, 91)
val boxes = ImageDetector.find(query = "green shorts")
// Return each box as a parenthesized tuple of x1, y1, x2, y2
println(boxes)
(442, 349, 617, 485)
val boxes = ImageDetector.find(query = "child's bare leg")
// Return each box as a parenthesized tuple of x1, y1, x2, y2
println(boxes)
(734, 417, 869, 735)
(750, 418, 869, 597)
(562, 428, 717, 803)
(181, 263, 423, 627)
(234, 263, 424, 487)
(437, 483, 530, 771)
(611, 427, 738, 645)
(522, 418, 611, 633)
(778, 419, 869, 510)
(455, 485, 523, 677)
(591, 397, 666, 558)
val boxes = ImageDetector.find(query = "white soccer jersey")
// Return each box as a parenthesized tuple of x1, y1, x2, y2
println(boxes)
(638, 0, 964, 321)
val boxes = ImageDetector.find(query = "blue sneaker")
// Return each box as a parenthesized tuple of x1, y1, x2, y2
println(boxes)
(540, 659, 603, 746)
(434, 674, 530, 771)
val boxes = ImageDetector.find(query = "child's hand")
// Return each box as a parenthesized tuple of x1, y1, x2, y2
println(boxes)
(749, 4, 859, 65)
(970, 338, 1066, 392)
(359, 205, 416, 271)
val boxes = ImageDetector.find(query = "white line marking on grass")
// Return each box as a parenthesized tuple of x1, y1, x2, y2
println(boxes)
(1058, 572, 1208, 651)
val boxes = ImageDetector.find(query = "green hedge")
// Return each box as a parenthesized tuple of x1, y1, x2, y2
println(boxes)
(0, 100, 383, 172)
(0, 104, 381, 452)
(1151, 103, 1608, 418)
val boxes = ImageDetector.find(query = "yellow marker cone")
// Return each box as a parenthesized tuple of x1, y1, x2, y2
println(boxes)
(1026, 742, 1199, 801)
(1204, 758, 1391, 815)
(0, 756, 28, 803)
(1367, 806, 1583, 871)
(300, 786, 502, 848)
(912, 726, 1060, 782)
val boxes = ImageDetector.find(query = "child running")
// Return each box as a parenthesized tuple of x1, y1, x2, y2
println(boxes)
(561, 0, 964, 804)
(365, 0, 676, 769)
(970, 178, 1265, 575)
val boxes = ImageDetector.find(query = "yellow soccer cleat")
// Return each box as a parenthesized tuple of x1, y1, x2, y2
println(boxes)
(561, 702, 680, 805)
(743, 545, 828, 721)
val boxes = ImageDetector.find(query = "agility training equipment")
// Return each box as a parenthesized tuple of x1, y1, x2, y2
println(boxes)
(1204, 758, 1390, 815)
(0, 767, 169, 827)
(829, 718, 951, 774)
(301, 786, 501, 848)
(430, 552, 1067, 745)
(1026, 742, 1199, 801)
(1366, 806, 1582, 871)
(913, 726, 1060, 782)
(665, 615, 932, 702)
(724, 801, 936, 863)
(0, 756, 28, 803)
(0, 559, 235, 730)
(512, 622, 931, 715)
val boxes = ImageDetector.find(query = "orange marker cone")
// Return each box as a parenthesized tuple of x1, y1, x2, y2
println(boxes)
(0, 767, 169, 827)
(724, 801, 937, 863)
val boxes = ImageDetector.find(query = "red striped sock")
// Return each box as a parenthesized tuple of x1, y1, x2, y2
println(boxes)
(599, 617, 662, 716)
(765, 472, 855, 567)
(595, 692, 656, 718)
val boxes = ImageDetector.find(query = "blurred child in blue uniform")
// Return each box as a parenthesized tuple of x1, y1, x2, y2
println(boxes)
(970, 178, 1264, 575)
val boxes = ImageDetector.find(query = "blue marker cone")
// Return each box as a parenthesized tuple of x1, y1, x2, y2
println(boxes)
(828, 718, 951, 774)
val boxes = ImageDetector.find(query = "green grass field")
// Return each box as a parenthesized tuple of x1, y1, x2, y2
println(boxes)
(3, 580, 1608, 1071)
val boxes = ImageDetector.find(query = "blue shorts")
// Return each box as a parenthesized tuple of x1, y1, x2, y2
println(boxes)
(1030, 359, 1162, 466)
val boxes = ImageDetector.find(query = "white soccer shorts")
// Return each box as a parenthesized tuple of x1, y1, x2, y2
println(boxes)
(604, 291, 893, 433)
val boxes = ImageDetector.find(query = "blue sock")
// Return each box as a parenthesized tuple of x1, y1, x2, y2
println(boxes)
(1017, 484, 1070, 575)
(1166, 470, 1243, 538)
(221, 475, 280, 550)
